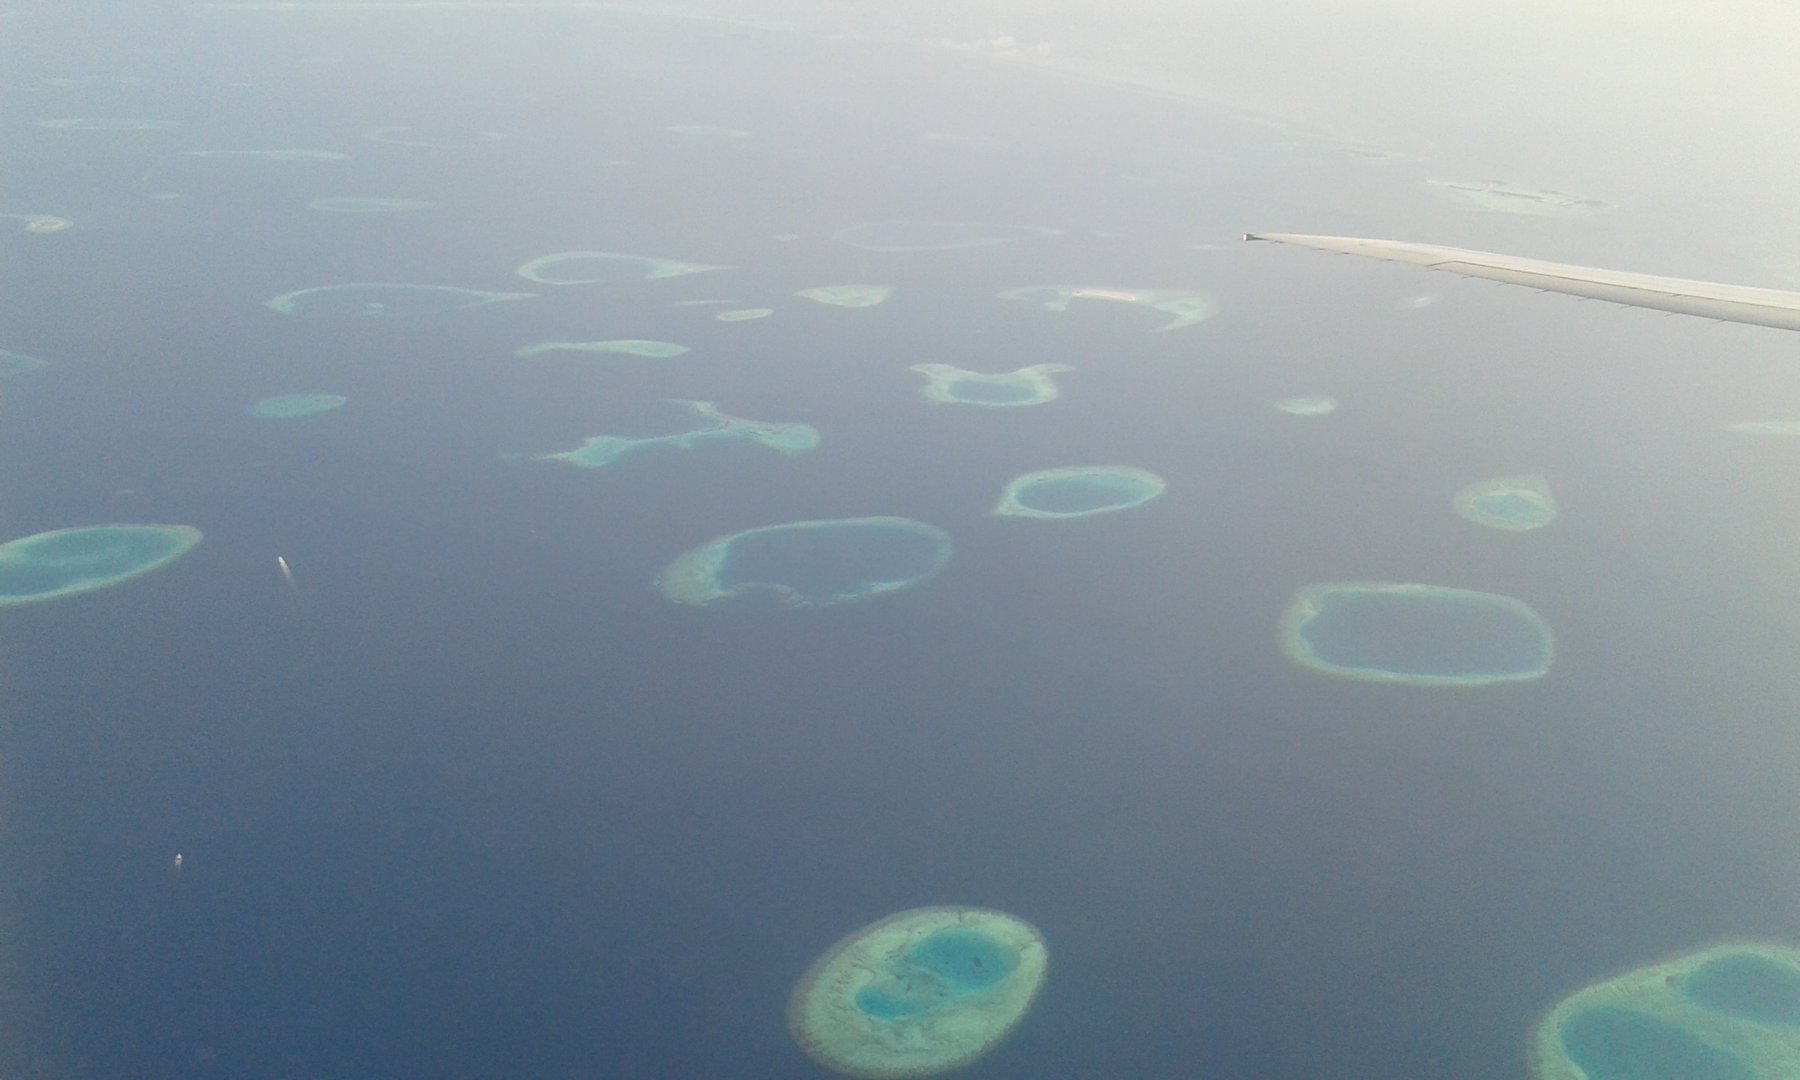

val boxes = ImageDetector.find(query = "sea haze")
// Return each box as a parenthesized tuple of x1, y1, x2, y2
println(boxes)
(1, 6, 1798, 1079)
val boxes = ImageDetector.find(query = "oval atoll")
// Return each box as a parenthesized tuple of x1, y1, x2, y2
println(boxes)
(265, 282, 534, 317)
(1274, 395, 1338, 416)
(250, 393, 346, 419)
(1532, 942, 1800, 1080)
(911, 363, 1071, 407)
(789, 907, 1049, 1079)
(999, 285, 1216, 332)
(1454, 474, 1557, 531)
(513, 340, 689, 360)
(656, 516, 951, 609)
(832, 221, 1059, 253)
(3, 212, 72, 234)
(0, 524, 203, 606)
(797, 285, 893, 308)
(507, 400, 816, 470)
(515, 251, 726, 285)
(993, 466, 1166, 519)
(1280, 581, 1553, 686)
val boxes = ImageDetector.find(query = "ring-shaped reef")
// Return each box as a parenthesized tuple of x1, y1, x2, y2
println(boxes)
(265, 282, 535, 317)
(999, 285, 1217, 331)
(832, 221, 1060, 253)
(0, 525, 202, 606)
(3, 213, 72, 234)
(1532, 942, 1800, 1080)
(788, 906, 1049, 1079)
(305, 196, 438, 213)
(911, 363, 1071, 407)
(506, 400, 816, 470)
(797, 285, 893, 308)
(186, 149, 348, 161)
(657, 516, 951, 609)
(34, 117, 180, 131)
(993, 466, 1166, 519)
(1274, 395, 1338, 416)
(1454, 474, 1557, 531)
(1280, 581, 1553, 686)
(0, 349, 50, 376)
(515, 251, 727, 285)
(249, 393, 346, 419)
(513, 340, 689, 359)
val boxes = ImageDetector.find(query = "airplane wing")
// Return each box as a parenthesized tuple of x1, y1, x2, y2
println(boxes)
(1244, 232, 1800, 332)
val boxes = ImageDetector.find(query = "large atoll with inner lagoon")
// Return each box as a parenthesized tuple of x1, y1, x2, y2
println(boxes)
(993, 466, 1166, 519)
(0, 525, 203, 606)
(1532, 942, 1800, 1080)
(656, 516, 952, 609)
(1280, 581, 1553, 685)
(788, 906, 1049, 1078)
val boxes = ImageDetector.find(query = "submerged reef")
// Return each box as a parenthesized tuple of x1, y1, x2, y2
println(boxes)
(1280, 581, 1553, 686)
(506, 400, 816, 470)
(910, 363, 1071, 407)
(305, 196, 438, 213)
(714, 308, 773, 321)
(797, 285, 893, 308)
(656, 516, 951, 609)
(0, 349, 50, 376)
(999, 285, 1216, 331)
(2, 212, 72, 234)
(515, 251, 726, 285)
(1426, 178, 1613, 217)
(789, 906, 1049, 1079)
(1274, 395, 1337, 416)
(1533, 942, 1800, 1080)
(249, 393, 346, 419)
(265, 282, 534, 317)
(1454, 474, 1557, 531)
(513, 340, 689, 359)
(832, 220, 1060, 252)
(993, 466, 1166, 519)
(0, 525, 203, 606)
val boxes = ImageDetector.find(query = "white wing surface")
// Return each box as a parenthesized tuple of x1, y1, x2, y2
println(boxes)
(1244, 232, 1800, 332)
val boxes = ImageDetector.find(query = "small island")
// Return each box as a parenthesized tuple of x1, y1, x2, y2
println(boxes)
(911, 363, 1072, 407)
(507, 401, 816, 470)
(1453, 474, 1557, 531)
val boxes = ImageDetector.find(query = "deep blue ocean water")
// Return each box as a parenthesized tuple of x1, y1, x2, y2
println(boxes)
(4, 6, 1800, 1078)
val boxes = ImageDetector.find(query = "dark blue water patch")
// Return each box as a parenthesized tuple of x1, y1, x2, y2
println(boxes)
(854, 986, 932, 1022)
(907, 928, 1018, 992)
(1559, 1006, 1754, 1080)
(1683, 953, 1800, 1027)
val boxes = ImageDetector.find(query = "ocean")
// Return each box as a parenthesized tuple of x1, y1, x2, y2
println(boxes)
(3, 5, 1799, 1078)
